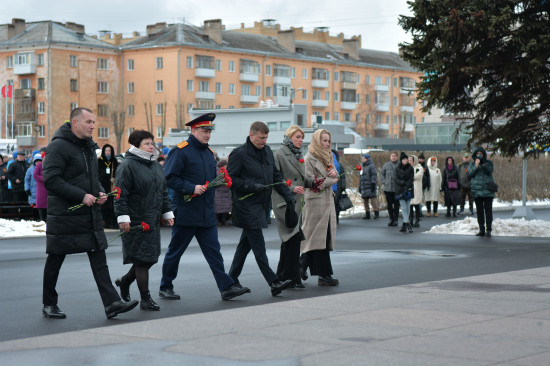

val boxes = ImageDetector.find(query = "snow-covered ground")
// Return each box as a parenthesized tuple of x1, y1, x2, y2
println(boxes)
(2, 198, 550, 239)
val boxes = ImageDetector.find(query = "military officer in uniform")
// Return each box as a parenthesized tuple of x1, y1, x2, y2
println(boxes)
(159, 113, 250, 301)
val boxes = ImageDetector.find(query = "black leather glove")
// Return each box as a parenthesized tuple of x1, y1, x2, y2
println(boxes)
(370, 184, 376, 191)
(26, 190, 31, 196)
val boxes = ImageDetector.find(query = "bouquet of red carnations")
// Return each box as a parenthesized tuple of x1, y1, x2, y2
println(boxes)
(184, 167, 232, 202)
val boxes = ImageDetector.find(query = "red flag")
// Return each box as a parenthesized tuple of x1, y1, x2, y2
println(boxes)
(1, 85, 5, 98)
(1, 85, 12, 98)
(7, 85, 12, 98)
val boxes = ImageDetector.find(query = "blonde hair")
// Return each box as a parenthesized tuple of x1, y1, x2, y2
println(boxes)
(285, 125, 304, 139)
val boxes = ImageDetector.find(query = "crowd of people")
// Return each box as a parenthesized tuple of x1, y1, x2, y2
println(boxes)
(2, 107, 497, 321)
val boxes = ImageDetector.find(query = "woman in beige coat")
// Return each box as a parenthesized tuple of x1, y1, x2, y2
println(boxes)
(300, 129, 339, 286)
(408, 155, 424, 227)
(272, 126, 313, 288)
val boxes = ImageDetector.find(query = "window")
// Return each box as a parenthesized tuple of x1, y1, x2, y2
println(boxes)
(376, 114, 382, 123)
(229, 106, 235, 109)
(301, 89, 307, 100)
(356, 94, 360, 103)
(280, 121, 290, 130)
(186, 56, 193, 68)
(187, 103, 193, 111)
(385, 77, 390, 85)
(199, 81, 209, 92)
(325, 91, 330, 101)
(229, 83, 235, 95)
(313, 68, 329, 80)
(394, 116, 398, 124)
(127, 82, 134, 94)
(334, 71, 339, 81)
(334, 92, 339, 102)
(344, 113, 351, 122)
(156, 126, 163, 138)
(70, 103, 78, 111)
(98, 127, 109, 139)
(242, 85, 251, 96)
(325, 112, 330, 120)
(366, 95, 371, 104)
(366, 114, 371, 123)
(70, 55, 77, 67)
(291, 67, 296, 78)
(256, 86, 261, 96)
(38, 102, 45, 114)
(97, 58, 108, 70)
(15, 52, 32, 66)
(156, 104, 164, 116)
(156, 57, 163, 69)
(229, 61, 235, 72)
(38, 78, 45, 90)
(394, 77, 398, 87)
(215, 105, 221, 109)
(356, 113, 361, 122)
(128, 105, 135, 117)
(156, 80, 163, 92)
(366, 75, 370, 84)
(97, 104, 108, 117)
(38, 125, 45, 137)
(334, 112, 339, 121)
(21, 79, 31, 89)
(375, 76, 382, 85)
(6, 56, 13, 68)
(216, 82, 222, 94)
(356, 74, 360, 83)
(128, 127, 135, 137)
(70, 79, 77, 92)
(127, 59, 134, 70)
(187, 80, 193, 91)
(16, 122, 32, 137)
(37, 54, 44, 66)
(97, 81, 109, 94)
(267, 122, 278, 131)
(266, 86, 271, 97)
(394, 96, 398, 106)
(266, 65, 271, 76)
(302, 68, 308, 79)
(386, 115, 390, 123)
(216, 59, 221, 71)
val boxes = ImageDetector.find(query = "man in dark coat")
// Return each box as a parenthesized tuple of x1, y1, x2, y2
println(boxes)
(159, 113, 250, 301)
(227, 121, 295, 296)
(42, 107, 138, 319)
(7, 151, 30, 202)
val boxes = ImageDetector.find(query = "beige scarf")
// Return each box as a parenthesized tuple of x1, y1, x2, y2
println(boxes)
(308, 129, 333, 168)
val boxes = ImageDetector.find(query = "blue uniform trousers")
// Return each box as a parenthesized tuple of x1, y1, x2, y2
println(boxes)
(160, 225, 234, 292)
(228, 228, 278, 285)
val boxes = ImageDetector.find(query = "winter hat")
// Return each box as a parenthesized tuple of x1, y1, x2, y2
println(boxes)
(33, 153, 42, 161)
(464, 152, 470, 158)
(400, 151, 408, 161)
(217, 158, 228, 168)
(362, 153, 370, 159)
(418, 152, 425, 160)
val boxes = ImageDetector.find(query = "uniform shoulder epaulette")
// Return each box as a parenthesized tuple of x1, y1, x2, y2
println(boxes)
(177, 141, 189, 149)
(208, 147, 216, 156)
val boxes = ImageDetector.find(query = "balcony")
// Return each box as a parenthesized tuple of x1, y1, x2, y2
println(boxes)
(341, 81, 356, 90)
(14, 88, 36, 99)
(400, 87, 414, 94)
(195, 68, 215, 78)
(312, 79, 329, 88)
(400, 105, 414, 113)
(14, 52, 36, 75)
(240, 73, 259, 82)
(273, 96, 290, 106)
(17, 136, 37, 146)
(404, 123, 414, 132)
(340, 101, 357, 110)
(375, 103, 390, 112)
(312, 99, 329, 108)
(240, 95, 259, 104)
(374, 84, 389, 92)
(195, 91, 215, 100)
(374, 123, 389, 131)
(273, 76, 291, 85)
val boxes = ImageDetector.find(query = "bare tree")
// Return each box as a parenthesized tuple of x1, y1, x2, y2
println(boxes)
(144, 102, 153, 133)
(111, 110, 125, 153)
(175, 103, 185, 129)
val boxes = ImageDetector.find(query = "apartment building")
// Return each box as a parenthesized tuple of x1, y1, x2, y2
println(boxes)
(1, 18, 422, 153)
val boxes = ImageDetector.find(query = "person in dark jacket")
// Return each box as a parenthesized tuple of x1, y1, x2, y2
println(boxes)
(0, 154, 9, 202)
(395, 152, 414, 233)
(469, 146, 496, 237)
(380, 151, 400, 226)
(459, 152, 474, 215)
(227, 121, 295, 296)
(7, 151, 30, 202)
(42, 108, 138, 319)
(214, 158, 232, 225)
(441, 156, 461, 218)
(159, 114, 250, 302)
(98, 144, 118, 228)
(114, 130, 174, 311)
(359, 153, 379, 219)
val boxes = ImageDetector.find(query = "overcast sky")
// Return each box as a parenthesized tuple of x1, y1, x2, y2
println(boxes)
(0, 0, 413, 53)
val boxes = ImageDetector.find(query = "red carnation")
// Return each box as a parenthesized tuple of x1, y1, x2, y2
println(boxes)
(286, 179, 292, 187)
(354, 165, 362, 171)
(141, 222, 150, 232)
(114, 186, 121, 199)
(299, 158, 305, 164)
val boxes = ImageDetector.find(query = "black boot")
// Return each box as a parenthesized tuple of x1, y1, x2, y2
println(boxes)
(486, 226, 492, 237)
(413, 207, 420, 227)
(407, 223, 414, 233)
(452, 206, 457, 218)
(445, 208, 451, 217)
(140, 291, 160, 311)
(364, 212, 371, 220)
(374, 211, 379, 219)
(115, 277, 132, 302)
(399, 223, 406, 232)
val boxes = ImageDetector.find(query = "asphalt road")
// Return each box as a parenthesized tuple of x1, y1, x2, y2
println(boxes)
(1, 208, 549, 342)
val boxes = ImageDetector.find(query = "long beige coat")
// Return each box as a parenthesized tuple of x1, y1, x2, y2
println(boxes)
(300, 153, 338, 254)
(425, 156, 442, 202)
(272, 145, 313, 243)
(409, 155, 424, 205)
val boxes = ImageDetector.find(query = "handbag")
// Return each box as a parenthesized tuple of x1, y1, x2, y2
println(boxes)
(488, 181, 499, 192)
(448, 178, 458, 190)
(284, 201, 299, 228)
(338, 193, 354, 211)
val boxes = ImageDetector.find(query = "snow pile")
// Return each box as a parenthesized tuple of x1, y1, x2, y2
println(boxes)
(426, 217, 550, 237)
(0, 219, 47, 238)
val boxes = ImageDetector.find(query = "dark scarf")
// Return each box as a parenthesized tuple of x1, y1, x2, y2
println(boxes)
(282, 135, 303, 160)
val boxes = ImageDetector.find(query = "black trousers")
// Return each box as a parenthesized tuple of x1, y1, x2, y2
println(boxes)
(229, 228, 278, 285)
(276, 233, 302, 284)
(475, 197, 493, 231)
(300, 222, 333, 276)
(384, 191, 400, 220)
(43, 250, 120, 307)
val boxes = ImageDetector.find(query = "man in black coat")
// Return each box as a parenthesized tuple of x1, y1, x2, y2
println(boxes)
(42, 107, 138, 319)
(7, 151, 30, 202)
(227, 121, 295, 296)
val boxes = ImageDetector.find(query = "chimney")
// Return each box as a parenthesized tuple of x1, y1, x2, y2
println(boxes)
(2, 18, 26, 40)
(342, 38, 359, 60)
(12, 18, 26, 36)
(146, 22, 167, 36)
(203, 19, 222, 44)
(65, 22, 85, 34)
(277, 29, 295, 53)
